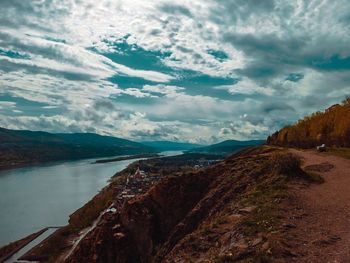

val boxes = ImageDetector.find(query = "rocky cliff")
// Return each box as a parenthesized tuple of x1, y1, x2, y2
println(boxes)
(65, 146, 314, 263)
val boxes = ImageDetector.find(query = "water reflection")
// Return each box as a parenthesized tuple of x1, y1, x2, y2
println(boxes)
(0, 152, 179, 247)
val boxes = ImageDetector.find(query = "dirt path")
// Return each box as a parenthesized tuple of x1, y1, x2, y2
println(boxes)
(282, 149, 350, 262)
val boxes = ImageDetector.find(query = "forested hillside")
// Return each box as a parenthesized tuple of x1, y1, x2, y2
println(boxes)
(0, 128, 155, 169)
(189, 139, 265, 155)
(267, 97, 350, 148)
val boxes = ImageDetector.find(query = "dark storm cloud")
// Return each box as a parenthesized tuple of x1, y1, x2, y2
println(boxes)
(0, 0, 70, 32)
(299, 95, 325, 108)
(159, 3, 193, 17)
(93, 100, 117, 111)
(223, 32, 309, 82)
(212, 0, 350, 87)
(223, 31, 350, 84)
(210, 0, 276, 24)
(0, 59, 96, 81)
(129, 126, 176, 139)
(0, 31, 86, 70)
(0, 0, 350, 142)
(261, 102, 296, 114)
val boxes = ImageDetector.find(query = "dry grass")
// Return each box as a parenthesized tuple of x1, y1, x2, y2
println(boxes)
(270, 152, 324, 183)
(327, 147, 350, 159)
(270, 152, 302, 176)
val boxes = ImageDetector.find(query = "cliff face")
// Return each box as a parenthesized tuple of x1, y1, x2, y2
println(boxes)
(66, 166, 219, 263)
(65, 146, 309, 262)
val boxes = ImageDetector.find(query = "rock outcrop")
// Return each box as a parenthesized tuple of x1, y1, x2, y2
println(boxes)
(66, 146, 309, 262)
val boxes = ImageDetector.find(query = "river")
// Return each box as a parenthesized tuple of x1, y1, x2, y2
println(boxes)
(0, 151, 181, 247)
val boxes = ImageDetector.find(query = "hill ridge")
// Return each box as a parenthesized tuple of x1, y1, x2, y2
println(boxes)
(267, 97, 350, 148)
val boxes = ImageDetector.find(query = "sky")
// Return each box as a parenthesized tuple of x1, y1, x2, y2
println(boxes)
(0, 0, 350, 143)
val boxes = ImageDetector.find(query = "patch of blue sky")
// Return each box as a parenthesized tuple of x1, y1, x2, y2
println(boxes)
(286, 73, 304, 82)
(107, 75, 158, 89)
(311, 55, 350, 71)
(94, 39, 172, 73)
(0, 94, 62, 116)
(207, 49, 229, 62)
(100, 40, 239, 99)
(110, 93, 159, 105)
(0, 48, 30, 59)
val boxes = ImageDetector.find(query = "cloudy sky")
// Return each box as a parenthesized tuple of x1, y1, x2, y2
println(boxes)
(0, 0, 349, 143)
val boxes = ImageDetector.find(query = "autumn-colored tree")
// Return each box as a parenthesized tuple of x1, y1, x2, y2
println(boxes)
(267, 98, 350, 148)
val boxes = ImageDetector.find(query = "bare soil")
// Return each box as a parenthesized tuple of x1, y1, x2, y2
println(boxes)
(281, 149, 350, 262)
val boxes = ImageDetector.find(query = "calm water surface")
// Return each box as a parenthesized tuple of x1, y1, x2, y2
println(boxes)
(0, 151, 181, 247)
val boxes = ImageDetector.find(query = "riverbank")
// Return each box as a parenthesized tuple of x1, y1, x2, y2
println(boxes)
(20, 146, 334, 262)
(94, 153, 160, 163)
(0, 228, 47, 262)
(0, 128, 157, 172)
(15, 153, 220, 262)
(5, 228, 61, 263)
(0, 155, 156, 248)
(0, 152, 160, 172)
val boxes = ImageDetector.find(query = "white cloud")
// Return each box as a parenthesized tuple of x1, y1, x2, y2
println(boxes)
(216, 79, 275, 96)
(0, 71, 122, 107)
(122, 88, 154, 98)
(0, 0, 245, 78)
(0, 101, 16, 108)
(0, 101, 16, 111)
(142, 84, 184, 95)
(0, 30, 174, 82)
(1, 0, 350, 142)
(218, 121, 269, 140)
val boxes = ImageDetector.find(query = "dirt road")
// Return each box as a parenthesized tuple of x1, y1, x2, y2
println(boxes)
(283, 149, 350, 262)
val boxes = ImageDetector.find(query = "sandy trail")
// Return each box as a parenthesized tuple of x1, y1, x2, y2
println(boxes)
(284, 149, 350, 263)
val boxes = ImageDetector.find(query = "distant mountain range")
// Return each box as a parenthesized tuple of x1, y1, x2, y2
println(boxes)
(0, 127, 265, 169)
(188, 139, 265, 155)
(140, 140, 201, 151)
(0, 128, 155, 169)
